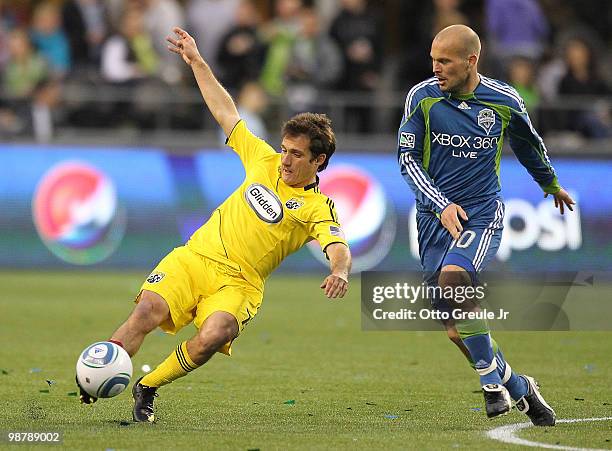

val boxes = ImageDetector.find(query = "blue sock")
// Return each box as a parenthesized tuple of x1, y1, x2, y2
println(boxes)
(462, 333, 502, 386)
(495, 348, 528, 400)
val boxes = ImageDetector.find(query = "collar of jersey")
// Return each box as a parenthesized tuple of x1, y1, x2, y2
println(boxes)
(303, 175, 320, 191)
(445, 75, 483, 100)
(277, 173, 319, 191)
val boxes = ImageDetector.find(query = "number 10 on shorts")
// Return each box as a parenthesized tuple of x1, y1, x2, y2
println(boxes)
(450, 230, 476, 249)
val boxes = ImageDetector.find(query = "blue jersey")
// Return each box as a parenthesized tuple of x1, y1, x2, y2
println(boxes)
(397, 75, 560, 213)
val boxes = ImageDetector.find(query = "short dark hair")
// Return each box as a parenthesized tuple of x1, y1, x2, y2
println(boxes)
(281, 112, 336, 172)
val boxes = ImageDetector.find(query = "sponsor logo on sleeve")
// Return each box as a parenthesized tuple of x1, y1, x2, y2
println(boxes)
(399, 132, 416, 149)
(329, 225, 345, 239)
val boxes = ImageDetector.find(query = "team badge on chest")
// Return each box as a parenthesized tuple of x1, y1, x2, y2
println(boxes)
(285, 198, 304, 210)
(477, 108, 496, 135)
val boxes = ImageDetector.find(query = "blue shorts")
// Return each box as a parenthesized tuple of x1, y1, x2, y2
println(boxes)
(417, 197, 505, 288)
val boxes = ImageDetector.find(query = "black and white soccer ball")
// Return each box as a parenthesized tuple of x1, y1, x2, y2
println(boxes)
(76, 341, 132, 398)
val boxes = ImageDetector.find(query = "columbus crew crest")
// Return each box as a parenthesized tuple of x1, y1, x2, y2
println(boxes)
(477, 108, 496, 135)
(285, 198, 304, 210)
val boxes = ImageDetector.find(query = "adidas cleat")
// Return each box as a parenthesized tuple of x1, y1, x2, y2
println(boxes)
(482, 384, 512, 418)
(516, 375, 556, 426)
(132, 376, 158, 423)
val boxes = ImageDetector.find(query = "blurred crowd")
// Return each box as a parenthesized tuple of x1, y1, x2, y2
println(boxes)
(0, 0, 610, 143)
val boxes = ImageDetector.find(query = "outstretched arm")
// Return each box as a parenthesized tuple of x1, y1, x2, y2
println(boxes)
(320, 243, 351, 299)
(167, 27, 240, 137)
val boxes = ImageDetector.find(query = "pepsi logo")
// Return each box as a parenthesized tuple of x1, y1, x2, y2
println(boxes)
(244, 184, 283, 224)
(32, 161, 126, 265)
(308, 165, 396, 271)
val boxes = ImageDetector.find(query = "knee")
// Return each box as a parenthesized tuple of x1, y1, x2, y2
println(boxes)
(438, 265, 472, 288)
(439, 265, 471, 290)
(439, 265, 475, 309)
(194, 314, 238, 355)
(130, 291, 169, 332)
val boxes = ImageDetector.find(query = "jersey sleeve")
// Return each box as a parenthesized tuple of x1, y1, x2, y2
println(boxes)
(226, 119, 277, 171)
(397, 89, 451, 213)
(308, 198, 348, 256)
(506, 100, 560, 194)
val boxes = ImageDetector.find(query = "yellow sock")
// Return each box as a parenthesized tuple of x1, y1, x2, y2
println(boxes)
(140, 341, 199, 388)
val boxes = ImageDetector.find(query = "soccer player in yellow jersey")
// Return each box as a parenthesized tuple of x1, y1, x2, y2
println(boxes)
(76, 27, 352, 422)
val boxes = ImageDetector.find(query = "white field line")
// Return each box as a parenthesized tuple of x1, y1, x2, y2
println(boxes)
(487, 417, 612, 450)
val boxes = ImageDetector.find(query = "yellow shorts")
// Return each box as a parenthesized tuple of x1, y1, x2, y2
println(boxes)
(137, 246, 263, 355)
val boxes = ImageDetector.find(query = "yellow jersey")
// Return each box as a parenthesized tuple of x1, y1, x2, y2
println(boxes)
(187, 120, 347, 290)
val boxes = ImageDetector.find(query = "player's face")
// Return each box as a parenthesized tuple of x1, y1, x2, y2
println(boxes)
(430, 39, 472, 93)
(280, 134, 324, 187)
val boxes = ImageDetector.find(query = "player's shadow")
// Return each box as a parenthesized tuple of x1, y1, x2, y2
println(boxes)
(108, 420, 136, 427)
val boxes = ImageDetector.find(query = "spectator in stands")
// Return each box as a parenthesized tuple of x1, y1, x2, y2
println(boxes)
(101, 6, 159, 83)
(329, 0, 383, 132)
(285, 6, 342, 115)
(143, 0, 185, 84)
(237, 81, 268, 140)
(62, 0, 108, 70)
(31, 2, 71, 77)
(101, 6, 162, 127)
(217, 0, 266, 91)
(430, 0, 469, 35)
(259, 0, 303, 97)
(507, 56, 540, 113)
(187, 0, 240, 72)
(398, 0, 469, 89)
(218, 80, 269, 144)
(558, 37, 611, 138)
(2, 28, 48, 100)
(485, 0, 548, 77)
(1, 29, 51, 139)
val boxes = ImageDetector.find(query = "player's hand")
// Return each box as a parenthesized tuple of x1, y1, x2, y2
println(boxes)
(76, 375, 97, 404)
(545, 188, 575, 215)
(320, 274, 348, 299)
(166, 27, 201, 66)
(441, 203, 468, 240)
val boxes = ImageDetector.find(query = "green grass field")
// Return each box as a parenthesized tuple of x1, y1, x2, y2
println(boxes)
(1, 271, 611, 450)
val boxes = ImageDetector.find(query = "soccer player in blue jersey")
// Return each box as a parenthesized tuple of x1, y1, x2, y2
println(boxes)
(397, 25, 575, 425)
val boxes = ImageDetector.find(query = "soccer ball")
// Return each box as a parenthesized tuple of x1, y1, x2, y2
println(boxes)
(76, 341, 133, 398)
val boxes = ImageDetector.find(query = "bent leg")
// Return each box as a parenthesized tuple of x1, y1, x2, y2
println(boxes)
(111, 290, 171, 357)
(140, 311, 239, 388)
(439, 264, 502, 386)
(187, 311, 239, 365)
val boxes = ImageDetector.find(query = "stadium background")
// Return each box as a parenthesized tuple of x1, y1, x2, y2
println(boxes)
(0, 0, 610, 274)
